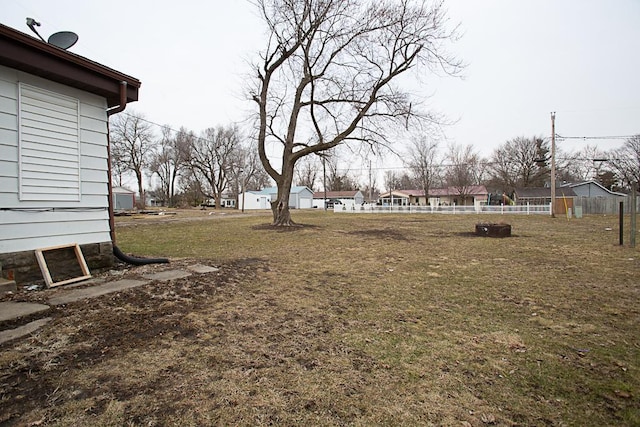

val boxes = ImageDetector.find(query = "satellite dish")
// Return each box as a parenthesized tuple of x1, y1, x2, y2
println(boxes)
(48, 31, 78, 50)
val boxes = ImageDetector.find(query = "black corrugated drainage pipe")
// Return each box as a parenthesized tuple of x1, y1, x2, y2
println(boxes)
(106, 81, 169, 265)
(113, 245, 168, 265)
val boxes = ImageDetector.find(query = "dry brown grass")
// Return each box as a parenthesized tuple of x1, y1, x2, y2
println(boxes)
(1, 211, 638, 426)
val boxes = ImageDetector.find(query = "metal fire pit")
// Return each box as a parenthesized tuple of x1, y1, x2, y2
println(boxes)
(475, 223, 511, 238)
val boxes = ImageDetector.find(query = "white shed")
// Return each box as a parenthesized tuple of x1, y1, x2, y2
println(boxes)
(0, 23, 141, 283)
(238, 186, 314, 210)
(112, 186, 136, 210)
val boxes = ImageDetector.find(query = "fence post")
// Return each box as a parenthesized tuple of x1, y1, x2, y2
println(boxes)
(620, 201, 624, 246)
(527, 202, 530, 215)
(631, 182, 637, 248)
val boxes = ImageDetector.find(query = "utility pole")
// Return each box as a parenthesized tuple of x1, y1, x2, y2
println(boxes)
(550, 112, 556, 218)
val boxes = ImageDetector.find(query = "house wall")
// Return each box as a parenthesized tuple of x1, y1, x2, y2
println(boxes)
(295, 188, 313, 209)
(0, 65, 112, 256)
(570, 184, 613, 198)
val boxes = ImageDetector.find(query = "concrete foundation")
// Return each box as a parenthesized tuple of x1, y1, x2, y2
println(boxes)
(0, 242, 114, 286)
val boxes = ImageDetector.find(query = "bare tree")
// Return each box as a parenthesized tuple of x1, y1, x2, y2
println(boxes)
(383, 170, 415, 191)
(406, 135, 441, 201)
(444, 143, 481, 204)
(110, 140, 128, 187)
(325, 157, 358, 191)
(191, 125, 242, 209)
(250, 0, 461, 225)
(294, 156, 320, 190)
(486, 136, 548, 192)
(149, 126, 193, 207)
(383, 170, 401, 193)
(245, 158, 272, 190)
(608, 135, 640, 189)
(109, 112, 154, 207)
(564, 145, 607, 181)
(228, 141, 272, 208)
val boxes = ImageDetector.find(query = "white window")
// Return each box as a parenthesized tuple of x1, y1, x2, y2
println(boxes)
(18, 83, 81, 201)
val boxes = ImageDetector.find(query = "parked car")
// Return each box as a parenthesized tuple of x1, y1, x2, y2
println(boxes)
(325, 199, 342, 208)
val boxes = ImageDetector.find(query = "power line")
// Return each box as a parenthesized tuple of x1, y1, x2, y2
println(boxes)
(557, 134, 635, 140)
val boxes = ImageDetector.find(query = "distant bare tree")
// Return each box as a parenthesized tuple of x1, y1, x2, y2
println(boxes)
(110, 141, 128, 187)
(445, 143, 481, 204)
(228, 141, 272, 205)
(250, 0, 461, 225)
(609, 135, 640, 189)
(294, 156, 320, 190)
(383, 170, 398, 193)
(407, 135, 441, 200)
(559, 145, 608, 183)
(325, 157, 358, 191)
(487, 136, 548, 192)
(109, 112, 154, 207)
(149, 126, 193, 207)
(178, 170, 206, 207)
(246, 160, 272, 191)
(191, 125, 242, 209)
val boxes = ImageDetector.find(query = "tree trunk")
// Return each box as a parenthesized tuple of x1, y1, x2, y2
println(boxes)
(169, 171, 177, 207)
(136, 171, 145, 208)
(271, 197, 293, 226)
(271, 177, 296, 226)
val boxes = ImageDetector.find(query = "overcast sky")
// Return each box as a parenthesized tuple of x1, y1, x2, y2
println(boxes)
(4, 0, 640, 175)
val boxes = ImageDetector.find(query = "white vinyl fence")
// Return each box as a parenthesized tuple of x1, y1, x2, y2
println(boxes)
(334, 203, 552, 215)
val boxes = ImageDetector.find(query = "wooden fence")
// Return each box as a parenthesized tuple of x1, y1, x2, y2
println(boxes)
(574, 196, 640, 215)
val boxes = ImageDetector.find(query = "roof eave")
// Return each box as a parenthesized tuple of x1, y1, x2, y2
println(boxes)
(0, 24, 140, 108)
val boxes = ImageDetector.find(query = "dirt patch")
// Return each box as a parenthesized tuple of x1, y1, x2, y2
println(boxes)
(251, 223, 319, 232)
(0, 258, 262, 425)
(115, 209, 268, 227)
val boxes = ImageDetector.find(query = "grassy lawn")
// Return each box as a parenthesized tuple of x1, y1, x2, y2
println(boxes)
(2, 210, 639, 425)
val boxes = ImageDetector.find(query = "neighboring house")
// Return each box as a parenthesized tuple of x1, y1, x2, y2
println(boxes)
(561, 181, 626, 198)
(378, 190, 412, 206)
(562, 181, 629, 215)
(202, 194, 237, 208)
(312, 190, 364, 208)
(514, 187, 577, 214)
(147, 196, 165, 207)
(0, 23, 140, 283)
(112, 186, 136, 210)
(238, 186, 314, 210)
(221, 194, 236, 208)
(379, 186, 489, 207)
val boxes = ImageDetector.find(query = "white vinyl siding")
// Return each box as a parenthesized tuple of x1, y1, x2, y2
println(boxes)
(0, 65, 111, 253)
(18, 83, 81, 201)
